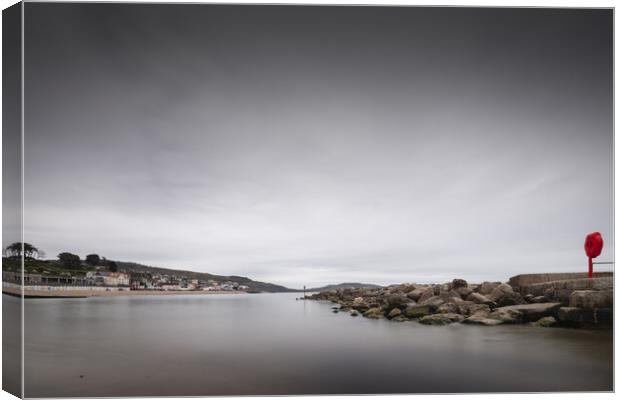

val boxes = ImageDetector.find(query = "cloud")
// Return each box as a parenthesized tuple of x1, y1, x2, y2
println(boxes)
(17, 5, 613, 288)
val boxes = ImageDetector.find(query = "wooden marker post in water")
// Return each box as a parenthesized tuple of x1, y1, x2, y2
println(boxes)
(584, 232, 604, 278)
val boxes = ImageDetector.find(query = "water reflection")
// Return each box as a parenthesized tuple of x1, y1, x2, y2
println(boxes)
(20, 293, 612, 397)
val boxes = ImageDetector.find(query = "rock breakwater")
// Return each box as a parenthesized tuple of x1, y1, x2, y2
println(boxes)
(306, 276, 613, 328)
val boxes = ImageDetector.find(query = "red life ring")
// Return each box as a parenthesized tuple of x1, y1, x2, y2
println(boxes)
(584, 232, 604, 259)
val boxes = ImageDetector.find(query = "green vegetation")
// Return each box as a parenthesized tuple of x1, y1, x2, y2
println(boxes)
(2, 243, 96, 276)
(2, 257, 95, 277)
(108, 261, 119, 272)
(4, 242, 43, 259)
(57, 252, 81, 269)
(85, 254, 101, 266)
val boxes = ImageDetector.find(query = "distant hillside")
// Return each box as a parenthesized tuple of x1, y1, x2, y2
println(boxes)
(307, 282, 383, 292)
(3, 255, 297, 293)
(115, 261, 297, 293)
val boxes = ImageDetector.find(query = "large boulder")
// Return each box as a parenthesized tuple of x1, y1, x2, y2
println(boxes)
(420, 296, 445, 307)
(387, 307, 402, 319)
(403, 304, 437, 319)
(366, 298, 381, 309)
(489, 308, 523, 324)
(456, 301, 490, 317)
(488, 283, 510, 299)
(351, 297, 370, 312)
(462, 315, 503, 326)
(468, 304, 491, 317)
(399, 284, 417, 293)
(384, 294, 410, 310)
(492, 283, 513, 294)
(568, 290, 613, 309)
(406, 288, 425, 301)
(440, 283, 452, 292)
(437, 303, 459, 314)
(488, 283, 526, 306)
(479, 281, 501, 295)
(445, 296, 465, 305)
(456, 301, 474, 315)
(493, 303, 561, 322)
(438, 290, 462, 301)
(455, 286, 473, 299)
(451, 279, 468, 289)
(531, 296, 548, 303)
(362, 307, 383, 319)
(417, 287, 437, 303)
(308, 291, 338, 301)
(499, 293, 527, 307)
(352, 303, 370, 312)
(419, 313, 465, 325)
(467, 292, 495, 306)
(557, 307, 595, 326)
(386, 284, 404, 294)
(339, 288, 355, 302)
(534, 316, 558, 327)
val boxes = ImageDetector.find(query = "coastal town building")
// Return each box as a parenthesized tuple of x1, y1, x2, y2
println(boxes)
(4, 271, 92, 286)
(160, 284, 181, 291)
(103, 272, 130, 286)
(3, 270, 249, 292)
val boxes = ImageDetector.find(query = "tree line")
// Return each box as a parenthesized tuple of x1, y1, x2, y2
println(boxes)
(3, 242, 118, 271)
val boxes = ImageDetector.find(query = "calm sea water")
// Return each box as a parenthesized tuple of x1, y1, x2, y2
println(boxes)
(8, 292, 613, 396)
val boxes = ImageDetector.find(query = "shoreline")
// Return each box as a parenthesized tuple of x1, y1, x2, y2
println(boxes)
(2, 286, 246, 298)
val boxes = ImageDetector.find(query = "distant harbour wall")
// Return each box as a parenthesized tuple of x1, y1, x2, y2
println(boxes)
(3, 282, 130, 291)
(3, 282, 130, 293)
(1, 282, 238, 298)
(508, 272, 613, 288)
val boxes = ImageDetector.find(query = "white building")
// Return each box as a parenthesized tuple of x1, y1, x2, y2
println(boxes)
(103, 272, 130, 287)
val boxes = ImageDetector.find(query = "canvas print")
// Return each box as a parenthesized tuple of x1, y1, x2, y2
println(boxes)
(2, 2, 614, 397)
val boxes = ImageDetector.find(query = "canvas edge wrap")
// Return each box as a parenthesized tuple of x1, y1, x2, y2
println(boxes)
(2, 1, 24, 398)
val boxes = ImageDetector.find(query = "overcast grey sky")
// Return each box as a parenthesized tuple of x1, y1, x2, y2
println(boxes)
(19, 5, 613, 288)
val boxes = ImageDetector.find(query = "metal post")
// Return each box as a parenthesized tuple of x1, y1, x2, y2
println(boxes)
(303, 285, 306, 299)
(588, 257, 593, 279)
